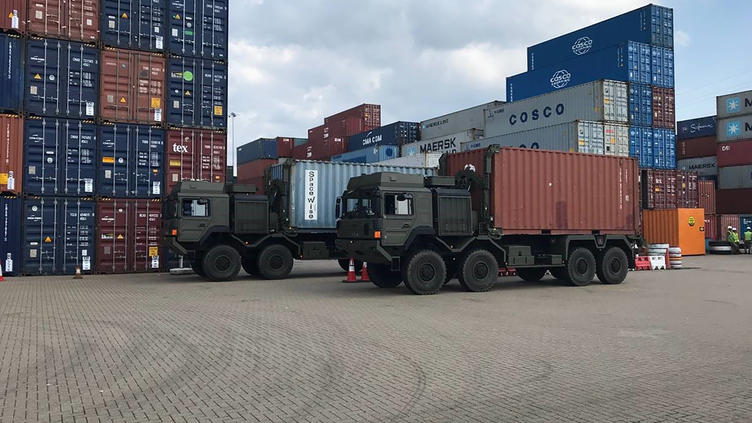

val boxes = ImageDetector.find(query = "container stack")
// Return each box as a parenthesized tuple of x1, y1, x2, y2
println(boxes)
(334, 121, 418, 164)
(236, 137, 305, 192)
(716, 90, 752, 215)
(304, 104, 381, 161)
(406, 102, 500, 157)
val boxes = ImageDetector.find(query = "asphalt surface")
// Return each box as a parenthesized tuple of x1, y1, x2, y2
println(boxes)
(0, 255, 751, 422)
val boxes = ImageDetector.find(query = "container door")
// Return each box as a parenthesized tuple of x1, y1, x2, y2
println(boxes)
(0, 35, 24, 112)
(198, 59, 227, 128)
(133, 199, 162, 271)
(197, 130, 226, 184)
(0, 197, 21, 276)
(166, 128, 196, 195)
(98, 124, 131, 196)
(168, 0, 198, 57)
(100, 50, 133, 122)
(28, 0, 64, 38)
(133, 53, 165, 123)
(199, 0, 228, 60)
(139, 0, 167, 50)
(167, 56, 197, 126)
(59, 198, 95, 274)
(23, 198, 58, 275)
(24, 118, 61, 195)
(65, 43, 99, 119)
(26, 39, 63, 117)
(131, 126, 163, 197)
(101, 0, 135, 48)
(66, 0, 99, 42)
(96, 199, 130, 273)
(61, 119, 97, 196)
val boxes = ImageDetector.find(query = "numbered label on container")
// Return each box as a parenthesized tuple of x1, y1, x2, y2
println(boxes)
(82, 256, 90, 271)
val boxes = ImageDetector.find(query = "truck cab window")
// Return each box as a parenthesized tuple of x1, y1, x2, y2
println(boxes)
(183, 199, 210, 217)
(384, 194, 413, 216)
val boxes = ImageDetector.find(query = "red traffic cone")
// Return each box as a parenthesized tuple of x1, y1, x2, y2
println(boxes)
(0, 260, 5, 282)
(342, 258, 357, 283)
(360, 262, 370, 282)
(73, 266, 83, 279)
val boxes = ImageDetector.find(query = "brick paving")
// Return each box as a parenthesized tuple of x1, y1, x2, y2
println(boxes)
(1, 255, 751, 422)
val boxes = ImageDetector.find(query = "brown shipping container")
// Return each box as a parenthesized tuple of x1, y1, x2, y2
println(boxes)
(100, 49, 165, 124)
(1, 0, 26, 33)
(0, 115, 22, 194)
(717, 189, 752, 215)
(443, 148, 640, 235)
(27, 0, 98, 41)
(165, 128, 226, 195)
(96, 198, 162, 273)
(719, 214, 740, 236)
(324, 104, 380, 128)
(652, 87, 675, 130)
(641, 169, 677, 209)
(292, 143, 312, 160)
(698, 180, 716, 215)
(717, 140, 752, 167)
(677, 136, 716, 160)
(276, 137, 294, 158)
(676, 171, 699, 208)
(237, 159, 276, 182)
(705, 214, 718, 241)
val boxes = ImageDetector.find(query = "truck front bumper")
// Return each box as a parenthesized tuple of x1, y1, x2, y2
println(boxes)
(335, 239, 392, 265)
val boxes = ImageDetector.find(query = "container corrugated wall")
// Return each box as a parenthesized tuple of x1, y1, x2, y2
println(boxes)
(0, 114, 23, 194)
(464, 121, 611, 156)
(652, 87, 675, 129)
(98, 123, 164, 197)
(331, 145, 399, 164)
(165, 128, 225, 195)
(100, 48, 165, 123)
(717, 140, 752, 167)
(717, 90, 752, 119)
(719, 215, 740, 235)
(167, 0, 228, 61)
(420, 102, 500, 140)
(166, 56, 227, 128)
(347, 121, 419, 151)
(403, 129, 482, 156)
(642, 169, 678, 209)
(0, 196, 21, 276)
(698, 180, 716, 215)
(0, 0, 26, 33)
(628, 83, 652, 127)
(95, 198, 162, 273)
(678, 156, 717, 178)
(676, 171, 699, 208)
(27, 0, 99, 42)
(677, 116, 716, 140)
(0, 34, 23, 112)
(678, 136, 716, 160)
(642, 209, 705, 255)
(718, 165, 752, 190)
(717, 115, 752, 142)
(101, 0, 167, 51)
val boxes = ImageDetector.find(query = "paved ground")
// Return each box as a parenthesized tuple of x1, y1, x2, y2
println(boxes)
(0, 256, 751, 422)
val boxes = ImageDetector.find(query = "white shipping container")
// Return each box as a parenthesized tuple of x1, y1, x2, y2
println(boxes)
(604, 123, 630, 156)
(717, 89, 752, 119)
(677, 156, 718, 177)
(485, 80, 628, 138)
(401, 129, 483, 156)
(717, 115, 752, 142)
(377, 152, 442, 168)
(420, 101, 502, 140)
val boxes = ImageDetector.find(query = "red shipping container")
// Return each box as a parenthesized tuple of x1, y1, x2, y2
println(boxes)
(96, 198, 162, 274)
(678, 136, 717, 160)
(652, 87, 675, 130)
(27, 0, 99, 42)
(165, 128, 226, 195)
(0, 115, 22, 195)
(0, 0, 26, 33)
(276, 137, 294, 158)
(324, 104, 380, 129)
(719, 214, 740, 238)
(100, 49, 165, 124)
(237, 176, 265, 194)
(292, 143, 312, 160)
(704, 214, 718, 240)
(717, 140, 752, 167)
(676, 171, 699, 208)
(641, 170, 678, 209)
(442, 148, 640, 234)
(237, 158, 276, 182)
(698, 180, 716, 215)
(717, 189, 752, 215)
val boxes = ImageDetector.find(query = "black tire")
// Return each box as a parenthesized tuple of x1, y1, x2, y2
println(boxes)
(566, 247, 596, 286)
(549, 267, 569, 281)
(338, 259, 363, 274)
(596, 247, 629, 285)
(257, 244, 294, 280)
(458, 249, 498, 292)
(517, 268, 547, 282)
(202, 245, 241, 282)
(369, 263, 403, 288)
(242, 256, 260, 276)
(402, 250, 446, 295)
(191, 260, 205, 277)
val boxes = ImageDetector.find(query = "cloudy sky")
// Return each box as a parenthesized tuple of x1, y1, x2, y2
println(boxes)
(227, 0, 751, 165)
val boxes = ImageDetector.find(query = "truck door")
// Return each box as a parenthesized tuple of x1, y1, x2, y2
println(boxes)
(179, 198, 212, 242)
(380, 192, 414, 247)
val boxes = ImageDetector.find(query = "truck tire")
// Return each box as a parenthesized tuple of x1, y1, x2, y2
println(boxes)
(338, 259, 363, 274)
(596, 247, 628, 285)
(458, 249, 498, 292)
(402, 250, 446, 295)
(566, 247, 596, 286)
(517, 268, 547, 282)
(549, 267, 569, 281)
(369, 263, 403, 288)
(257, 244, 294, 280)
(242, 256, 260, 276)
(202, 245, 241, 282)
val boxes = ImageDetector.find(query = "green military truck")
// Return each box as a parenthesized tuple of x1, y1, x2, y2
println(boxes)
(335, 147, 641, 295)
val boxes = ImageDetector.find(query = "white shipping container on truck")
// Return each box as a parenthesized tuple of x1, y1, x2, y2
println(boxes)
(419, 101, 503, 140)
(376, 152, 442, 168)
(485, 80, 628, 138)
(401, 129, 483, 157)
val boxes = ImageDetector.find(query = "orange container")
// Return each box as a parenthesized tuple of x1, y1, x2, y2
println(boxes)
(642, 208, 706, 255)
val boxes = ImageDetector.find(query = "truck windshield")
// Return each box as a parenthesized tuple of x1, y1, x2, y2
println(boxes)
(343, 193, 379, 218)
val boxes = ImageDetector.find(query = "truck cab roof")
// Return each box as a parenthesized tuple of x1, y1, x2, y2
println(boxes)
(346, 172, 426, 190)
(173, 181, 258, 195)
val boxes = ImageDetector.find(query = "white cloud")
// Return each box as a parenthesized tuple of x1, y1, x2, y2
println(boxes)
(675, 30, 690, 48)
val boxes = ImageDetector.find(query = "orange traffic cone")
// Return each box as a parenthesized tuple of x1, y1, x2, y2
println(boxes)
(342, 258, 357, 283)
(360, 262, 370, 282)
(73, 266, 83, 279)
(0, 260, 5, 282)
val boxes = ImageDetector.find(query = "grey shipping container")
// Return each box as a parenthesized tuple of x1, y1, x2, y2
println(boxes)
(677, 156, 718, 178)
(267, 160, 434, 230)
(376, 152, 442, 168)
(401, 129, 482, 157)
(717, 90, 752, 119)
(717, 115, 752, 142)
(420, 101, 502, 140)
(718, 165, 752, 190)
(604, 123, 630, 156)
(485, 80, 628, 138)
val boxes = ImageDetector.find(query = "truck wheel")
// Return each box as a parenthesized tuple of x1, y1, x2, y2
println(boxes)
(458, 249, 498, 292)
(566, 247, 596, 286)
(242, 257, 260, 276)
(596, 247, 628, 285)
(369, 263, 403, 288)
(202, 245, 241, 282)
(549, 267, 569, 281)
(402, 250, 446, 295)
(338, 259, 363, 274)
(517, 268, 547, 282)
(257, 244, 294, 280)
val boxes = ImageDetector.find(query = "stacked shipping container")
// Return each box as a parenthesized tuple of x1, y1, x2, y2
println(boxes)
(716, 90, 752, 215)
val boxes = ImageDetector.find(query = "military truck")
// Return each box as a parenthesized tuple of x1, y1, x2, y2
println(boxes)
(163, 160, 433, 281)
(335, 147, 641, 295)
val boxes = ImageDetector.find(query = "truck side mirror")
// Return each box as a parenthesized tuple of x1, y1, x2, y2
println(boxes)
(335, 197, 342, 218)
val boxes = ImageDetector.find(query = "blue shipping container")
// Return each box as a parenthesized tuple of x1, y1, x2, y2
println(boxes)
(651, 47, 674, 88)
(508, 42, 656, 102)
(98, 124, 164, 198)
(236, 138, 277, 164)
(347, 121, 419, 151)
(331, 145, 400, 164)
(629, 126, 654, 168)
(168, 0, 228, 61)
(740, 216, 752, 233)
(0, 34, 24, 113)
(677, 116, 716, 140)
(24, 118, 97, 196)
(653, 128, 676, 170)
(628, 83, 653, 127)
(166, 56, 227, 128)
(527, 4, 673, 71)
(22, 197, 95, 275)
(0, 196, 21, 276)
(101, 0, 167, 51)
(25, 39, 99, 119)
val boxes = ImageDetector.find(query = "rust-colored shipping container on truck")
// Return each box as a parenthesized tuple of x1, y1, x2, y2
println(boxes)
(165, 128, 226, 195)
(100, 48, 165, 124)
(678, 136, 716, 159)
(642, 209, 706, 256)
(1, 0, 26, 33)
(641, 169, 677, 209)
(676, 171, 698, 208)
(698, 180, 716, 215)
(442, 147, 640, 234)
(27, 0, 99, 42)
(96, 198, 162, 273)
(0, 114, 22, 194)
